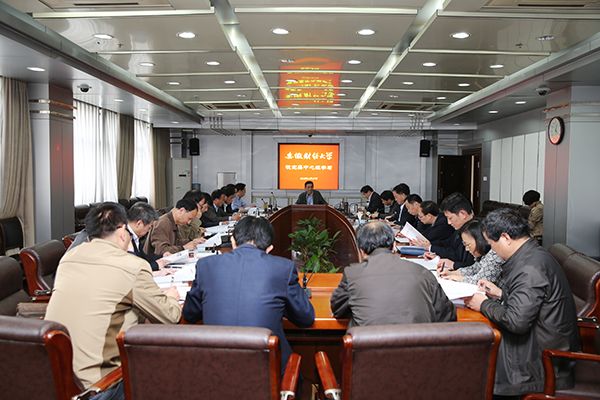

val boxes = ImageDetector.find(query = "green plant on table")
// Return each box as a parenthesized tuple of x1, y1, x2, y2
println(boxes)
(288, 217, 340, 274)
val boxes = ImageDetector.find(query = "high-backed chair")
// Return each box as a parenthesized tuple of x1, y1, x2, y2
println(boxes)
(523, 328, 600, 399)
(0, 256, 30, 315)
(117, 325, 302, 400)
(74, 204, 90, 232)
(0, 315, 121, 399)
(20, 240, 65, 296)
(0, 216, 23, 256)
(316, 322, 500, 400)
(62, 232, 79, 250)
(549, 244, 577, 270)
(118, 198, 132, 209)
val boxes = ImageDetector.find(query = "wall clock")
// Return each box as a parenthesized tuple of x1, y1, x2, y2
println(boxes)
(547, 116, 564, 145)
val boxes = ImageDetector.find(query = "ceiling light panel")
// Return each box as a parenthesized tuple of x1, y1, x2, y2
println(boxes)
(411, 15, 600, 53)
(370, 91, 466, 103)
(169, 90, 262, 103)
(381, 75, 498, 91)
(142, 75, 257, 91)
(237, 12, 416, 48)
(252, 49, 389, 71)
(38, 15, 231, 53)
(103, 52, 246, 75)
(394, 52, 544, 76)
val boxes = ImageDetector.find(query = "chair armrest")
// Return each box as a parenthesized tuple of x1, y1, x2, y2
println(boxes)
(31, 294, 51, 302)
(542, 349, 600, 395)
(315, 351, 341, 400)
(73, 367, 122, 400)
(280, 353, 301, 400)
(577, 320, 599, 354)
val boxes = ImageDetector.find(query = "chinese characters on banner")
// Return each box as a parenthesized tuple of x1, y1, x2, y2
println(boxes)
(279, 144, 339, 190)
(278, 57, 342, 108)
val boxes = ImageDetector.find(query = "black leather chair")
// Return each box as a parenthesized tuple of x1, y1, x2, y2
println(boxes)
(20, 240, 65, 296)
(0, 216, 23, 256)
(0, 256, 30, 315)
(118, 198, 132, 209)
(0, 315, 121, 399)
(316, 322, 500, 400)
(117, 325, 301, 400)
(74, 204, 90, 232)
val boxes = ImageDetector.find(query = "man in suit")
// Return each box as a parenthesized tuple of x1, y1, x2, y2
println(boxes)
(144, 198, 204, 256)
(378, 190, 398, 219)
(360, 185, 384, 214)
(201, 189, 241, 227)
(221, 184, 236, 215)
(416, 201, 454, 246)
(46, 202, 181, 400)
(330, 221, 456, 327)
(296, 180, 327, 205)
(178, 190, 209, 245)
(414, 193, 475, 270)
(389, 183, 417, 228)
(182, 216, 315, 370)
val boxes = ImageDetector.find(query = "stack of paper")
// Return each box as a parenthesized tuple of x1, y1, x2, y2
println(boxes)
(395, 236, 410, 244)
(196, 234, 222, 249)
(436, 278, 480, 300)
(162, 250, 191, 264)
(403, 256, 439, 271)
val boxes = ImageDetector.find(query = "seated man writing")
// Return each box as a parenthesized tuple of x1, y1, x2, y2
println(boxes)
(45, 202, 181, 400)
(331, 220, 456, 327)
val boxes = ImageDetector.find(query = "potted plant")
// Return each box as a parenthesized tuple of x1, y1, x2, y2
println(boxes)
(288, 217, 340, 275)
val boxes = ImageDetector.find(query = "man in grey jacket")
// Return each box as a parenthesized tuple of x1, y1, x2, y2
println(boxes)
(466, 208, 579, 397)
(330, 221, 456, 326)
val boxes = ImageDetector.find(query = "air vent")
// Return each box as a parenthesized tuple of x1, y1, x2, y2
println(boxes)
(484, 0, 600, 9)
(201, 102, 257, 111)
(40, 0, 171, 9)
(378, 103, 433, 111)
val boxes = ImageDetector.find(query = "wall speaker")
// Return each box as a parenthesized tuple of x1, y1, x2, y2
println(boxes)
(419, 139, 431, 157)
(189, 138, 200, 156)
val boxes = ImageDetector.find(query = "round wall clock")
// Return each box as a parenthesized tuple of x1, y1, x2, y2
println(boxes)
(547, 116, 565, 145)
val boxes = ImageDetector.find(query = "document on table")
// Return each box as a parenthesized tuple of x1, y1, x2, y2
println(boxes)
(395, 236, 410, 244)
(436, 278, 480, 300)
(162, 250, 190, 264)
(205, 223, 234, 235)
(196, 233, 222, 249)
(400, 222, 427, 243)
(403, 256, 439, 271)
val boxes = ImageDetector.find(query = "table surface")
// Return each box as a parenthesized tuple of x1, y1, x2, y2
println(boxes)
(283, 273, 491, 330)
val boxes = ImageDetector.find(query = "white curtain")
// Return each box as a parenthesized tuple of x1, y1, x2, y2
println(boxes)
(73, 101, 118, 204)
(131, 119, 155, 204)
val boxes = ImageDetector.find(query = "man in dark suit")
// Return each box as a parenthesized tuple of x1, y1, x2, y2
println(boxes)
(182, 216, 315, 370)
(379, 190, 397, 219)
(330, 221, 456, 326)
(389, 183, 417, 228)
(201, 189, 240, 227)
(417, 201, 454, 246)
(296, 180, 327, 205)
(360, 185, 384, 214)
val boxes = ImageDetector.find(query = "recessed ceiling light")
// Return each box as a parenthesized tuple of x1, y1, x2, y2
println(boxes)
(286, 79, 298, 84)
(408, 114, 415, 117)
(331, 111, 338, 114)
(291, 103, 300, 106)
(293, 111, 301, 114)
(371, 112, 379, 116)
(422, 62, 437, 67)
(237, 94, 247, 98)
(436, 96, 447, 100)
(171, 121, 180, 124)
(167, 81, 180, 86)
(515, 100, 527, 105)
(93, 33, 113, 40)
(488, 110, 499, 114)
(333, 103, 341, 107)
(451, 32, 470, 39)
(280, 58, 295, 63)
(458, 83, 470, 87)
(341, 79, 353, 84)
(337, 93, 346, 97)
(453, 123, 461, 126)
(139, 62, 155, 67)
(254, 112, 261, 115)
(389, 94, 398, 98)
(490, 64, 504, 69)
(537, 34, 555, 41)
(176, 31, 196, 39)
(114, 99, 124, 102)
(402, 81, 414, 85)
(216, 113, 223, 116)
(224, 80, 236, 84)
(206, 61, 220, 66)
(357, 28, 375, 36)
(139, 108, 147, 112)
(26, 66, 45, 72)
(348, 59, 362, 65)
(272, 28, 289, 35)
